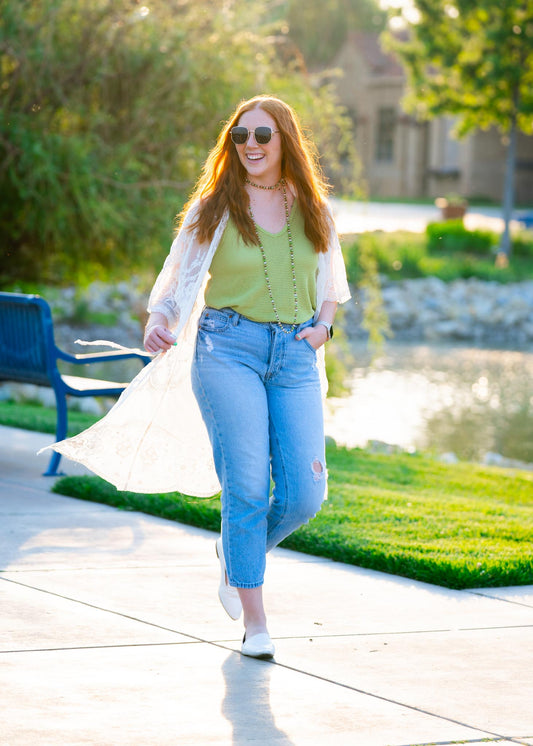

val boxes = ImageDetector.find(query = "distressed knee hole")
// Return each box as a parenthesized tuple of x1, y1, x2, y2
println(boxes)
(311, 458, 325, 482)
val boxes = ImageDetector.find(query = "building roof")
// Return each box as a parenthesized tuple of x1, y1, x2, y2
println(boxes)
(345, 31, 405, 77)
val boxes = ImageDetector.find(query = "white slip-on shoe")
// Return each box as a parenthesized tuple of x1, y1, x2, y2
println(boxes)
(215, 537, 242, 620)
(241, 632, 275, 660)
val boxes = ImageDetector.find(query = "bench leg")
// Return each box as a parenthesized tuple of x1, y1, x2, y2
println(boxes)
(43, 387, 68, 477)
(44, 448, 63, 477)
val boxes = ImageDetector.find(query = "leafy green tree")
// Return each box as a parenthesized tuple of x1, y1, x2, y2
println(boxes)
(286, 0, 386, 67)
(384, 0, 533, 257)
(0, 0, 361, 285)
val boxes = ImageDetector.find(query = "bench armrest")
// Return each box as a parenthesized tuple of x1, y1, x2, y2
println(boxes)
(55, 348, 152, 366)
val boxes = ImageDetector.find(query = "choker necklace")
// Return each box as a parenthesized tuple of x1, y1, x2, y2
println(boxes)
(248, 178, 298, 333)
(245, 176, 283, 191)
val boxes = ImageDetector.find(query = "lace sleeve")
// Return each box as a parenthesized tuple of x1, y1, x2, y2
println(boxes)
(148, 204, 230, 341)
(316, 208, 351, 309)
(147, 204, 201, 330)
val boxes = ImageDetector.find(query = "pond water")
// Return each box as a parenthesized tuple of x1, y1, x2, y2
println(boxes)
(324, 341, 533, 465)
(65, 338, 533, 466)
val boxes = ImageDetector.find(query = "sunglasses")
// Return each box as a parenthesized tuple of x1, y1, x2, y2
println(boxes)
(230, 126, 279, 145)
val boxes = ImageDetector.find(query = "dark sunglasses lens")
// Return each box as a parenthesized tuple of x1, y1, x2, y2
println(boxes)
(231, 127, 248, 144)
(254, 127, 272, 144)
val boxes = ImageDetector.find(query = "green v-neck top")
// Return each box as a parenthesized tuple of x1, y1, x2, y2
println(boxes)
(204, 201, 318, 323)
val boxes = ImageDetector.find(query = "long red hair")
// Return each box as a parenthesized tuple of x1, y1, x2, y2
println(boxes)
(179, 95, 332, 253)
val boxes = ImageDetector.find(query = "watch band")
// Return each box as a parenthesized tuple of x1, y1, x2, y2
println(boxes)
(314, 320, 333, 340)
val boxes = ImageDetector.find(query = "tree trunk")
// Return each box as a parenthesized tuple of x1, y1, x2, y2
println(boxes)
(499, 118, 518, 258)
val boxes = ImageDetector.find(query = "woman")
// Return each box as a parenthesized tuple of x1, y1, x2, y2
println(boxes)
(48, 95, 350, 660)
(144, 95, 349, 659)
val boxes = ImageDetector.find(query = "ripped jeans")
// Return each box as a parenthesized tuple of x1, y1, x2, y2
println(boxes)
(191, 307, 327, 588)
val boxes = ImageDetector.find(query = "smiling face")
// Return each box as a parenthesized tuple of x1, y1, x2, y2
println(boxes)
(234, 107, 282, 187)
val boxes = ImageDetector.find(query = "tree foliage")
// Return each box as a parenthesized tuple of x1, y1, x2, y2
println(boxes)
(286, 0, 387, 67)
(384, 0, 533, 255)
(384, 0, 533, 137)
(0, 0, 361, 285)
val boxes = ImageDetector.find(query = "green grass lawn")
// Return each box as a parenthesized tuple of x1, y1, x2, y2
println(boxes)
(0, 400, 100, 437)
(52, 446, 533, 591)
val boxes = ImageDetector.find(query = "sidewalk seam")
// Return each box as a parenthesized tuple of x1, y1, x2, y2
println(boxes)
(269, 659, 532, 746)
(466, 590, 533, 610)
(2, 576, 530, 746)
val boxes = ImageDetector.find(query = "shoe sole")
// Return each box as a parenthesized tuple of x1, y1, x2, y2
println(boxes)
(241, 651, 275, 660)
(216, 539, 242, 620)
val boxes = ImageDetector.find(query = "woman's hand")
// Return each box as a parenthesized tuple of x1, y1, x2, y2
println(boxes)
(295, 323, 329, 350)
(144, 324, 176, 354)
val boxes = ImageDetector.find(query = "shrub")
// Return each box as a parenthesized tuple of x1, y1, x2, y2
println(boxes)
(512, 231, 533, 257)
(341, 228, 533, 284)
(342, 231, 426, 284)
(417, 254, 517, 282)
(426, 220, 497, 254)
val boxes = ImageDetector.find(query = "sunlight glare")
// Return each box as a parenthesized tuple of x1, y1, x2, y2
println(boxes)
(380, 0, 420, 25)
(444, 4, 459, 19)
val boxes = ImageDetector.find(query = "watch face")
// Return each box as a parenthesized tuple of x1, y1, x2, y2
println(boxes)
(330, 325, 334, 339)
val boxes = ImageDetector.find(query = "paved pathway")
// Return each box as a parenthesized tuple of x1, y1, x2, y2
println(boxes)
(1, 425, 532, 745)
(329, 198, 521, 234)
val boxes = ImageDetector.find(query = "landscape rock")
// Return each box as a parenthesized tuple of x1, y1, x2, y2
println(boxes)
(347, 277, 533, 345)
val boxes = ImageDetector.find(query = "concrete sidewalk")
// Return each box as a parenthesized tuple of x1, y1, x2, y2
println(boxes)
(329, 198, 521, 235)
(1, 425, 532, 746)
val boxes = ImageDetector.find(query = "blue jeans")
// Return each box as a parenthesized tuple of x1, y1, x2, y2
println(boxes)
(191, 307, 327, 588)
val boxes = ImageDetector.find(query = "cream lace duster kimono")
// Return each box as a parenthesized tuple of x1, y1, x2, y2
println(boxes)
(48, 201, 351, 496)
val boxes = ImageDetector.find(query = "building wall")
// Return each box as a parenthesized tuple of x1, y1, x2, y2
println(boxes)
(354, 78, 417, 197)
(331, 34, 533, 204)
(466, 129, 533, 204)
(426, 117, 466, 199)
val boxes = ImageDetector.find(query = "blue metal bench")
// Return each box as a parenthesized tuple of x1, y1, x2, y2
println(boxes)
(515, 211, 533, 230)
(0, 291, 151, 476)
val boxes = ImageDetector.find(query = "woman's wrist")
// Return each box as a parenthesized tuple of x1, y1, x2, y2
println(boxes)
(144, 313, 169, 336)
(314, 320, 333, 340)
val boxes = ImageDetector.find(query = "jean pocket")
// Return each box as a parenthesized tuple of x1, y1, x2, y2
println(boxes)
(301, 338, 318, 353)
(198, 308, 231, 333)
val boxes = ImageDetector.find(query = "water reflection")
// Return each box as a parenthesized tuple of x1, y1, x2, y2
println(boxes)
(325, 342, 533, 464)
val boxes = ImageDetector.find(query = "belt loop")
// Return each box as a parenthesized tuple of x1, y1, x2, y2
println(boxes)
(229, 309, 240, 326)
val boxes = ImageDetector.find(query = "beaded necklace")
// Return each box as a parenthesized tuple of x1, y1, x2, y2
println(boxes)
(246, 177, 298, 333)
(245, 176, 283, 191)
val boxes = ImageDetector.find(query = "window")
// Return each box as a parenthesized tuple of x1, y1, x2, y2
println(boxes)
(375, 107, 396, 162)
